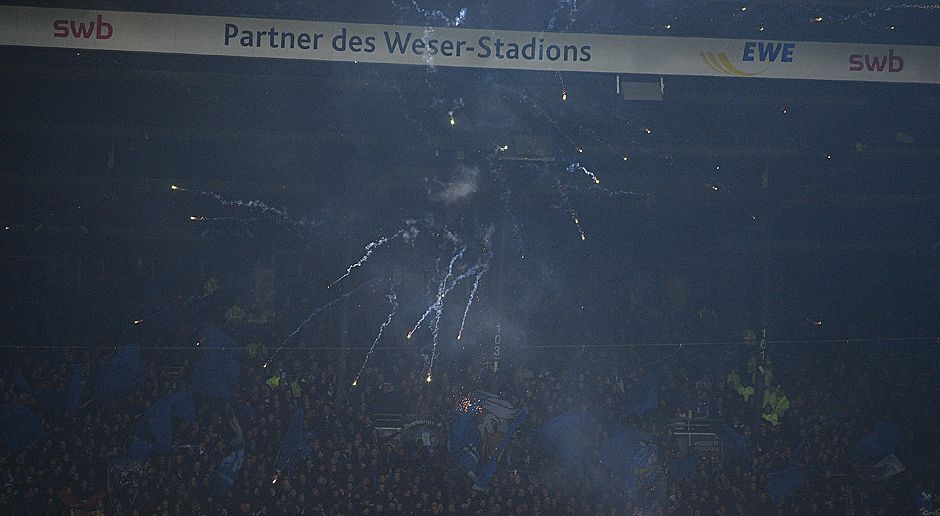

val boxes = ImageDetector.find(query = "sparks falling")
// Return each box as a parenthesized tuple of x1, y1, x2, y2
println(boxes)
(268, 283, 371, 363)
(173, 185, 321, 228)
(329, 225, 420, 288)
(330, 236, 390, 288)
(566, 184, 650, 198)
(352, 285, 398, 386)
(567, 163, 601, 184)
(456, 254, 491, 341)
(198, 191, 319, 227)
(427, 246, 465, 380)
(188, 215, 245, 223)
(558, 184, 586, 241)
(407, 248, 491, 340)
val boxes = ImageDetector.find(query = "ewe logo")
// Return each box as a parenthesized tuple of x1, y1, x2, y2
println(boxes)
(53, 14, 113, 40)
(700, 41, 795, 76)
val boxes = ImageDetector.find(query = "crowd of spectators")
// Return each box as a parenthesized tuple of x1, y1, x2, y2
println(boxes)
(2, 292, 938, 516)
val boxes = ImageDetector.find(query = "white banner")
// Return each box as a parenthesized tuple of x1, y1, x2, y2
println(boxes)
(1, 6, 937, 84)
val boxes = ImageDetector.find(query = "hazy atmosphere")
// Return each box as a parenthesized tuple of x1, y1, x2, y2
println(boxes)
(1, 1, 938, 514)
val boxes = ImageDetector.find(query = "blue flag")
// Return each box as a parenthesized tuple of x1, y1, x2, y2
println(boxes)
(277, 408, 312, 471)
(624, 373, 659, 417)
(536, 411, 589, 475)
(191, 324, 241, 400)
(135, 392, 196, 457)
(0, 403, 48, 455)
(449, 390, 527, 490)
(599, 427, 659, 495)
(95, 344, 144, 402)
(767, 465, 818, 503)
(854, 422, 901, 461)
(67, 365, 82, 415)
(213, 448, 246, 495)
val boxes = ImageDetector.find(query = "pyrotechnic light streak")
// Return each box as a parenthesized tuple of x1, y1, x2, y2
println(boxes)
(426, 247, 465, 377)
(567, 163, 600, 184)
(171, 184, 321, 228)
(189, 216, 245, 223)
(329, 225, 420, 288)
(457, 255, 491, 341)
(566, 184, 650, 198)
(330, 236, 390, 288)
(267, 283, 372, 366)
(198, 191, 320, 228)
(545, 0, 580, 31)
(557, 184, 586, 241)
(407, 251, 490, 339)
(352, 286, 398, 386)
(493, 168, 526, 259)
(826, 3, 939, 27)
(394, 1, 467, 27)
(516, 90, 582, 152)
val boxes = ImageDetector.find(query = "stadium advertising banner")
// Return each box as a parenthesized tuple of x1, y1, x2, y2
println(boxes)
(1, 6, 938, 84)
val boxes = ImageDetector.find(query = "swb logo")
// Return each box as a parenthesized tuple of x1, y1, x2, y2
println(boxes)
(53, 14, 113, 40)
(849, 49, 904, 73)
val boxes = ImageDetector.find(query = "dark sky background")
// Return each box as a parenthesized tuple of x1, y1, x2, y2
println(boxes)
(0, 0, 938, 371)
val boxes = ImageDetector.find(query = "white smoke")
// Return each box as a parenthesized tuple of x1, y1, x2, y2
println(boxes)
(433, 164, 480, 205)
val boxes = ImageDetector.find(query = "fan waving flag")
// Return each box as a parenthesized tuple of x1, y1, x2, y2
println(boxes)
(449, 390, 527, 490)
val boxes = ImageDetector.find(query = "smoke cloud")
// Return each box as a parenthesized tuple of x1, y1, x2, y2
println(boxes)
(433, 164, 480, 205)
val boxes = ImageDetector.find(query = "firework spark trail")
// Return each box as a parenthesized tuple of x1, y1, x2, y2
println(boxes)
(501, 180, 526, 258)
(567, 162, 601, 184)
(329, 224, 421, 288)
(566, 184, 650, 198)
(517, 91, 581, 151)
(409, 244, 464, 339)
(445, 98, 465, 126)
(408, 252, 490, 339)
(330, 236, 390, 288)
(555, 72, 568, 101)
(426, 246, 465, 380)
(392, 1, 467, 26)
(352, 285, 398, 386)
(457, 254, 491, 341)
(488, 164, 526, 259)
(198, 191, 321, 228)
(188, 216, 247, 223)
(830, 3, 939, 23)
(546, 0, 579, 31)
(558, 183, 586, 241)
(266, 283, 372, 365)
